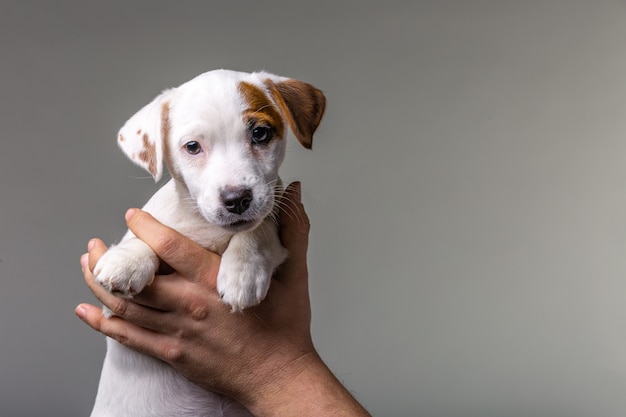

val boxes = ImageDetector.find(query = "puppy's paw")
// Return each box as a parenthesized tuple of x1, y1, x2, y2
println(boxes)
(217, 252, 274, 312)
(94, 246, 157, 297)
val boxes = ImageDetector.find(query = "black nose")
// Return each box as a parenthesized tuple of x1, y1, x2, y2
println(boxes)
(220, 187, 253, 214)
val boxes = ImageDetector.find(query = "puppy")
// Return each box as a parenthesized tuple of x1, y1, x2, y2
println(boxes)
(89, 69, 325, 417)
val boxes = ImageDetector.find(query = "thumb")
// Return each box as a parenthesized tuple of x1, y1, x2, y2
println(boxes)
(276, 182, 310, 283)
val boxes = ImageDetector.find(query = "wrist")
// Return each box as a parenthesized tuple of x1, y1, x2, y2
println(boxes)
(243, 349, 370, 417)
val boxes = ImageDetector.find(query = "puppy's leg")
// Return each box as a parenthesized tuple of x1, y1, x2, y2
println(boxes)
(94, 234, 159, 300)
(93, 180, 179, 304)
(218, 218, 288, 311)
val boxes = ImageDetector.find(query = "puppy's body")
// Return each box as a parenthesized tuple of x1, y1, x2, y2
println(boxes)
(90, 70, 325, 417)
(93, 339, 243, 416)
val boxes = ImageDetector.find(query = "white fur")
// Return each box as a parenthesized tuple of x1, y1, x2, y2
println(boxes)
(90, 69, 325, 417)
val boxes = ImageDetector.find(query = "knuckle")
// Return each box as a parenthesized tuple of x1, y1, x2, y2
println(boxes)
(190, 305, 209, 322)
(154, 232, 178, 259)
(128, 210, 149, 232)
(109, 297, 129, 317)
(163, 341, 185, 364)
(108, 326, 129, 346)
(186, 298, 210, 322)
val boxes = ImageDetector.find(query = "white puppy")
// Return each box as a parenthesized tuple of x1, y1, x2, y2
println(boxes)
(90, 69, 325, 417)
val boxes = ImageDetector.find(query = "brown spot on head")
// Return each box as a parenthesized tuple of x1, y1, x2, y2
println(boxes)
(138, 133, 157, 177)
(118, 134, 125, 142)
(238, 81, 285, 140)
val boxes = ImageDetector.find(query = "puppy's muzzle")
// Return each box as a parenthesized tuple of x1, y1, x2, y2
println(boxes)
(220, 186, 253, 215)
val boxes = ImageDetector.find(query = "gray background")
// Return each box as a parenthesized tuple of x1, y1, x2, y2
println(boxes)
(2, 1, 626, 416)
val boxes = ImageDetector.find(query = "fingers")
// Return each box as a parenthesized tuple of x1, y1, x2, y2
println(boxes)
(125, 209, 220, 282)
(132, 273, 206, 312)
(82, 245, 126, 313)
(86, 238, 108, 271)
(281, 182, 310, 237)
(81, 249, 172, 329)
(75, 303, 175, 362)
(279, 182, 310, 253)
(80, 211, 221, 334)
(275, 182, 310, 284)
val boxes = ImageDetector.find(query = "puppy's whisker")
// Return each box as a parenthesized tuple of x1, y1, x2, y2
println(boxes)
(272, 200, 304, 227)
(267, 212, 281, 227)
(259, 224, 273, 248)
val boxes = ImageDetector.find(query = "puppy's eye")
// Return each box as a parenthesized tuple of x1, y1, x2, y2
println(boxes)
(184, 141, 202, 155)
(251, 126, 273, 145)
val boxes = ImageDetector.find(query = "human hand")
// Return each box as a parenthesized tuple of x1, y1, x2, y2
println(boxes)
(76, 182, 370, 416)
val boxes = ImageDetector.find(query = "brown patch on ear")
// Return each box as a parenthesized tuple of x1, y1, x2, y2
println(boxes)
(160, 101, 171, 148)
(160, 101, 179, 180)
(266, 79, 326, 149)
(139, 133, 157, 177)
(238, 82, 285, 138)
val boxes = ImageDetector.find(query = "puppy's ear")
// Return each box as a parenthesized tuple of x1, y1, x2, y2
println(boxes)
(266, 79, 326, 149)
(116, 89, 174, 182)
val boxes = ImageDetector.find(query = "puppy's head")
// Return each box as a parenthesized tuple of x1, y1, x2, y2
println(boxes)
(116, 69, 325, 231)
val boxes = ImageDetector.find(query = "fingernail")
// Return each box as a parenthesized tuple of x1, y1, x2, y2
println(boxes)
(75, 305, 87, 320)
(80, 253, 89, 270)
(88, 239, 96, 251)
(125, 208, 137, 222)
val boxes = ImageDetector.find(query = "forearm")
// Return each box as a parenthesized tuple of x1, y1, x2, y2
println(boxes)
(244, 351, 371, 417)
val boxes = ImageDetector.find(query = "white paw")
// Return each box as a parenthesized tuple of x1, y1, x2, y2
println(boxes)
(94, 245, 157, 297)
(217, 252, 274, 312)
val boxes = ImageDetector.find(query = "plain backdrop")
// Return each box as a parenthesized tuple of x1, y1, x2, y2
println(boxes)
(3, 1, 626, 416)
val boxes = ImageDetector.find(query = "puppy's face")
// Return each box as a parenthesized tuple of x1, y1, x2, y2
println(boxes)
(167, 75, 287, 231)
(117, 70, 325, 232)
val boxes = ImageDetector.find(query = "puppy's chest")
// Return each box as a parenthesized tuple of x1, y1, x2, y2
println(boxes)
(143, 180, 234, 254)
(176, 223, 233, 255)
